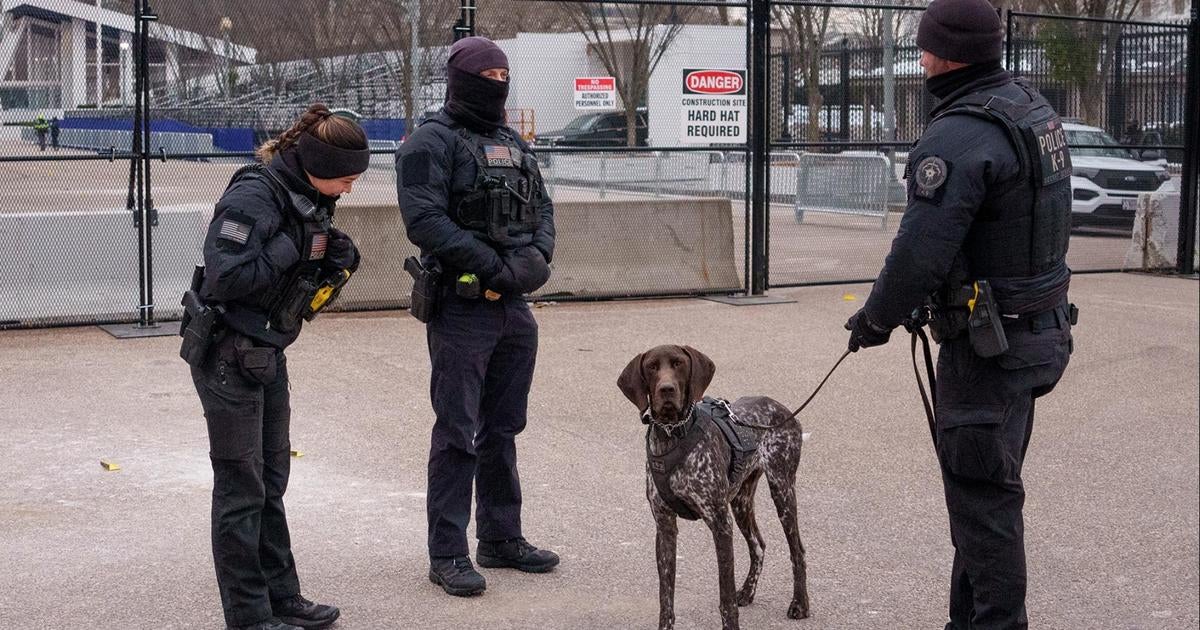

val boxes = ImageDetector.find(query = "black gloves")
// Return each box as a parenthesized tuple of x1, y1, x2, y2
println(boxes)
(488, 246, 551, 296)
(324, 227, 360, 272)
(845, 309, 892, 352)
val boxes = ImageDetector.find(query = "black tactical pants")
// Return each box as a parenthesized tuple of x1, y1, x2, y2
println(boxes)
(426, 291, 538, 558)
(191, 332, 299, 627)
(935, 307, 1072, 630)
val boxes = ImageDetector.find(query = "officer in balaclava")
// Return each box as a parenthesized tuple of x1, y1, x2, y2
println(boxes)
(843, 0, 1075, 628)
(395, 36, 558, 598)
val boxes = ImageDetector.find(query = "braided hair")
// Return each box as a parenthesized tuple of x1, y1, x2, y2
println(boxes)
(256, 102, 367, 163)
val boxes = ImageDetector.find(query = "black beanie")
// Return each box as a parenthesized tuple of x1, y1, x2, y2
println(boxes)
(448, 36, 509, 74)
(917, 0, 1004, 65)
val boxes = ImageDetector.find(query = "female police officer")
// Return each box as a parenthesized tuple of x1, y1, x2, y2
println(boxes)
(186, 103, 369, 630)
(396, 37, 558, 597)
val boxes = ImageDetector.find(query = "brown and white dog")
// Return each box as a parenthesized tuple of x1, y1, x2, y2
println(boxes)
(618, 345, 810, 630)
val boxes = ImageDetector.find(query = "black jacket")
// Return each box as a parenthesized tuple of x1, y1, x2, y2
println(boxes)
(395, 109, 555, 294)
(864, 67, 1034, 330)
(200, 151, 355, 348)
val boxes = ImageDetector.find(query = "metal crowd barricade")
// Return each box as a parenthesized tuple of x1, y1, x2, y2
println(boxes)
(19, 127, 215, 154)
(793, 152, 892, 229)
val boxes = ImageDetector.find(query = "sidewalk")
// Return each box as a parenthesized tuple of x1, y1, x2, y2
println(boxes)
(1, 273, 1196, 629)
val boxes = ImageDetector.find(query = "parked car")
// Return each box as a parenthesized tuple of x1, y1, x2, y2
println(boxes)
(1065, 122, 1172, 227)
(534, 110, 648, 148)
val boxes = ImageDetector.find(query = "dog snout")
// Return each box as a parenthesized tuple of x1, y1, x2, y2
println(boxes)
(657, 382, 677, 398)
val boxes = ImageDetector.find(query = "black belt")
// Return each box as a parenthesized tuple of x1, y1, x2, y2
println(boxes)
(1004, 303, 1074, 333)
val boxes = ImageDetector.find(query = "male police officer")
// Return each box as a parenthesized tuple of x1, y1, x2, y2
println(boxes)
(395, 36, 558, 598)
(844, 1, 1075, 628)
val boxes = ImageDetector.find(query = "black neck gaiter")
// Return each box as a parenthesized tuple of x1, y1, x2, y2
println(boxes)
(444, 66, 509, 133)
(926, 62, 1006, 100)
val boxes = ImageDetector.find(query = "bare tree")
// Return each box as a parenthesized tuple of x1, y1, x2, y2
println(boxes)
(1021, 0, 1143, 126)
(845, 3, 920, 45)
(556, 3, 698, 146)
(364, 0, 458, 129)
(773, 4, 833, 142)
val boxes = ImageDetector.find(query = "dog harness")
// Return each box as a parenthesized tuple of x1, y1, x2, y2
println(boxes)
(646, 397, 760, 521)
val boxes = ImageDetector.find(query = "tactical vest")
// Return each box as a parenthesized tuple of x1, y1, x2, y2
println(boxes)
(646, 398, 759, 521)
(932, 79, 1073, 279)
(222, 164, 333, 334)
(423, 116, 544, 245)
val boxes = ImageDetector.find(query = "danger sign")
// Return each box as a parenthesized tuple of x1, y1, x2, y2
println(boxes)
(575, 76, 616, 110)
(680, 68, 747, 145)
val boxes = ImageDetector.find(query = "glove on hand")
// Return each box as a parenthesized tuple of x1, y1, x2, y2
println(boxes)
(324, 227, 360, 272)
(845, 309, 892, 352)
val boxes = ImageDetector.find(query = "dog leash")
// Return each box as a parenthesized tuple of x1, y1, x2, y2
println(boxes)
(786, 348, 852, 419)
(908, 327, 938, 445)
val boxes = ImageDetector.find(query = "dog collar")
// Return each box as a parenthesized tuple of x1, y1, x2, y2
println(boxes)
(643, 402, 696, 439)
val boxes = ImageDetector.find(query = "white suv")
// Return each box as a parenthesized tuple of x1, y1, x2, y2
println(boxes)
(1065, 122, 1172, 226)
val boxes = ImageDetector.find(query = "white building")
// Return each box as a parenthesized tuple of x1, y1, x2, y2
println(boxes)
(0, 0, 254, 116)
(497, 25, 747, 145)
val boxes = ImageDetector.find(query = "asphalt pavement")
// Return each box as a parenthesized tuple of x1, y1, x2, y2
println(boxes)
(1, 272, 1196, 629)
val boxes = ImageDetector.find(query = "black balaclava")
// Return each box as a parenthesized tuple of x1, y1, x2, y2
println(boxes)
(444, 36, 510, 132)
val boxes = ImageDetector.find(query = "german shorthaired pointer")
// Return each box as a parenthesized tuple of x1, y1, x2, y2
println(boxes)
(618, 345, 810, 630)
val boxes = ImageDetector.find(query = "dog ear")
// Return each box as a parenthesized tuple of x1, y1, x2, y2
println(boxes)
(617, 353, 649, 412)
(681, 346, 716, 402)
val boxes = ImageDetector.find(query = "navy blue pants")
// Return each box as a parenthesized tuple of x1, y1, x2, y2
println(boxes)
(426, 292, 538, 558)
(935, 308, 1072, 630)
(191, 333, 300, 627)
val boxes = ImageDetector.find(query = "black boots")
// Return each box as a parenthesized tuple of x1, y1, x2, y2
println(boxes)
(271, 595, 341, 629)
(430, 540, 560, 597)
(429, 556, 488, 597)
(476, 538, 560, 573)
(227, 619, 301, 630)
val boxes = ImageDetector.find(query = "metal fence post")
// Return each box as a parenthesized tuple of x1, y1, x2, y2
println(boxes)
(749, 0, 769, 295)
(840, 38, 850, 141)
(654, 151, 663, 197)
(600, 152, 607, 199)
(1178, 4, 1199, 274)
(1005, 10, 1014, 73)
(1109, 26, 1126, 133)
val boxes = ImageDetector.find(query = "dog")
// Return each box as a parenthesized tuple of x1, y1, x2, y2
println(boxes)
(618, 345, 810, 630)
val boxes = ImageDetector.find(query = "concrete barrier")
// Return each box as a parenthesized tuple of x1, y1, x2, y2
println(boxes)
(331, 197, 741, 306)
(2, 205, 205, 326)
(1124, 191, 1183, 270)
(4, 197, 740, 327)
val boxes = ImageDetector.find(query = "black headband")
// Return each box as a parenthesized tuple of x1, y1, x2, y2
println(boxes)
(297, 132, 370, 179)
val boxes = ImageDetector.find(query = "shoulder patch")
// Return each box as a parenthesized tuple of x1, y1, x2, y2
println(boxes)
(401, 151, 431, 186)
(217, 211, 255, 246)
(914, 156, 949, 199)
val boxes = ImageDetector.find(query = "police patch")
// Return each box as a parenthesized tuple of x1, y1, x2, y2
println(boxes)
(484, 145, 515, 168)
(914, 156, 948, 199)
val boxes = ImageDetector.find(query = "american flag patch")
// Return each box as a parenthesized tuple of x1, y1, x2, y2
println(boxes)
(309, 233, 328, 260)
(218, 219, 251, 245)
(484, 144, 515, 167)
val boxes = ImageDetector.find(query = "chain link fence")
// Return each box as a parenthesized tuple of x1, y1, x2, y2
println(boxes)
(0, 0, 1195, 328)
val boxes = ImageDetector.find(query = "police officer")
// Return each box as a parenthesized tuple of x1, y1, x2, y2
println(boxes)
(396, 36, 558, 597)
(33, 114, 49, 151)
(844, 1, 1074, 628)
(187, 103, 369, 630)
(49, 117, 60, 151)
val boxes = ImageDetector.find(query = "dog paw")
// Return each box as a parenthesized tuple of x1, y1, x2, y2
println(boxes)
(736, 588, 755, 607)
(787, 600, 810, 619)
(657, 617, 674, 630)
